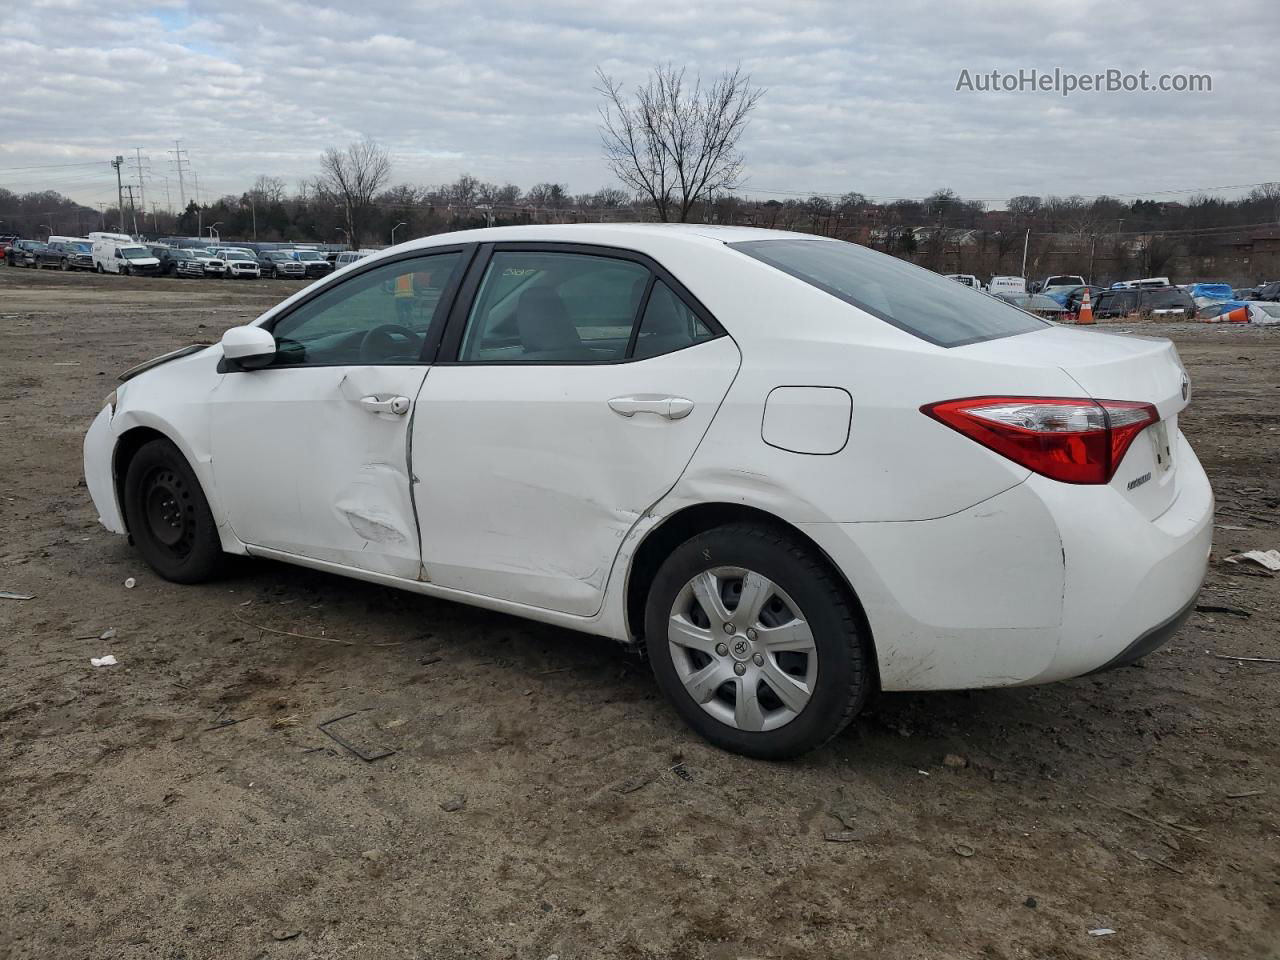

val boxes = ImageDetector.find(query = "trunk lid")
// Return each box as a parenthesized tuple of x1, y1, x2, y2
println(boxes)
(958, 326, 1190, 520)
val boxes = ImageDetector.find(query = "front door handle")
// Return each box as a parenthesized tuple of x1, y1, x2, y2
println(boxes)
(608, 395, 694, 420)
(360, 395, 410, 416)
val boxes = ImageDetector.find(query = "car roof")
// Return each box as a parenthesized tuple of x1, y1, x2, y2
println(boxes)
(397, 222, 818, 258)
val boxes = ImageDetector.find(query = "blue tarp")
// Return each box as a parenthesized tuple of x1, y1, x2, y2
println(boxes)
(1190, 283, 1234, 301)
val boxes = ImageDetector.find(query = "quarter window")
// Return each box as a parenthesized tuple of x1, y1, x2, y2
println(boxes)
(633, 281, 715, 359)
(269, 252, 461, 366)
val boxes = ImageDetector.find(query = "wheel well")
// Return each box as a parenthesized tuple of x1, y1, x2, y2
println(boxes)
(112, 426, 170, 532)
(625, 502, 877, 686)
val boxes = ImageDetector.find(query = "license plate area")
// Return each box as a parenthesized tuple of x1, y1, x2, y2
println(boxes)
(1151, 420, 1173, 473)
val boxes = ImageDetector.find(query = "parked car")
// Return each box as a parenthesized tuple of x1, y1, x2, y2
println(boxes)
(288, 249, 333, 278)
(93, 241, 161, 276)
(992, 292, 1068, 319)
(8, 239, 46, 267)
(943, 273, 984, 290)
(168, 249, 217, 278)
(1247, 301, 1280, 325)
(40, 239, 95, 271)
(1060, 284, 1107, 314)
(988, 275, 1027, 295)
(261, 251, 307, 279)
(1092, 286, 1197, 319)
(145, 244, 182, 276)
(1032, 274, 1086, 296)
(0, 234, 18, 261)
(221, 251, 262, 279)
(334, 250, 375, 271)
(82, 224, 1211, 758)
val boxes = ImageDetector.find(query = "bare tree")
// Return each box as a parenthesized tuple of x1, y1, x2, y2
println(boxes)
(317, 139, 392, 244)
(596, 63, 763, 222)
(252, 175, 287, 204)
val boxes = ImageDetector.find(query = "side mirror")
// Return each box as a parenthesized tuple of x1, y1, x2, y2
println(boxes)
(221, 325, 277, 370)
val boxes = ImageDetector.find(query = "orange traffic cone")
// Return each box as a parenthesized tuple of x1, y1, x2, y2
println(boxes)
(1223, 305, 1249, 324)
(1076, 287, 1095, 325)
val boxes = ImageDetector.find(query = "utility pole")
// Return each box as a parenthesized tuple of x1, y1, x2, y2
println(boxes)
(111, 156, 125, 228)
(124, 185, 139, 236)
(168, 140, 189, 211)
(1020, 227, 1031, 279)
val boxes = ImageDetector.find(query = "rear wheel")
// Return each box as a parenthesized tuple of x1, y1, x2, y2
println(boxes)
(60, 259, 70, 271)
(96, 263, 104, 273)
(644, 523, 871, 759)
(122, 439, 223, 583)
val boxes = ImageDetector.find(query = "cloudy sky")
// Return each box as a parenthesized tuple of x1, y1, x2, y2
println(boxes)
(2, 0, 1276, 212)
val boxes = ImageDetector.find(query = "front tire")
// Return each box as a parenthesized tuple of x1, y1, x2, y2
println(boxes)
(644, 523, 871, 759)
(122, 439, 223, 583)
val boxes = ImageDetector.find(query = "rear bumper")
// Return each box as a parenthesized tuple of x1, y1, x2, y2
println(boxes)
(800, 434, 1212, 691)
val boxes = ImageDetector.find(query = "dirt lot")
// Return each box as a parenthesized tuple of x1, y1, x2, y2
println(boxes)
(0, 264, 1277, 960)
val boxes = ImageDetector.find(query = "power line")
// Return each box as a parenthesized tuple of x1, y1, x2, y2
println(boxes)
(0, 161, 106, 172)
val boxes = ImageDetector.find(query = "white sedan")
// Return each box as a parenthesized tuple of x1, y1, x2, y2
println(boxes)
(83, 225, 1213, 758)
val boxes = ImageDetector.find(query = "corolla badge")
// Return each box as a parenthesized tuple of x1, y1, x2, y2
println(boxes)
(1181, 372, 1190, 402)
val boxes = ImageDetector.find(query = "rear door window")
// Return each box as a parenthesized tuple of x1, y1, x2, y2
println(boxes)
(730, 238, 1046, 347)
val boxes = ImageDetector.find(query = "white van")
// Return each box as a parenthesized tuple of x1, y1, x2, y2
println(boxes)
(988, 275, 1027, 295)
(92, 236, 161, 276)
(944, 273, 985, 290)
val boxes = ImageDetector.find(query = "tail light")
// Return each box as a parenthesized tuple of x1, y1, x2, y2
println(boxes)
(922, 396, 1159, 485)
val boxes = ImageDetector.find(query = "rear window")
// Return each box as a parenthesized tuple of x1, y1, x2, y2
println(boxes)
(1146, 290, 1191, 308)
(729, 239, 1046, 347)
(1044, 276, 1079, 287)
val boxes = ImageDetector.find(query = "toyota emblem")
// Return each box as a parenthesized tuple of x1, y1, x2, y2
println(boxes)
(1180, 372, 1190, 402)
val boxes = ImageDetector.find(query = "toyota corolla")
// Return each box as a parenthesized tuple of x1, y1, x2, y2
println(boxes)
(83, 225, 1212, 758)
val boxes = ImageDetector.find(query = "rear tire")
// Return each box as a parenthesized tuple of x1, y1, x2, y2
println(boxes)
(122, 439, 223, 583)
(644, 523, 871, 759)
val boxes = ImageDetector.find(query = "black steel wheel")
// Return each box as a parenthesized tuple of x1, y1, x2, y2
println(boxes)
(122, 439, 223, 582)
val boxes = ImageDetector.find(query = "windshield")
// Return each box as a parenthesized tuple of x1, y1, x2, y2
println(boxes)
(730, 239, 1047, 348)
(293, 251, 321, 261)
(120, 247, 150, 259)
(1044, 276, 1080, 287)
(226, 253, 253, 262)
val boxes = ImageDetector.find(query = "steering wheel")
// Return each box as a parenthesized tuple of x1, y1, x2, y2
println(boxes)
(359, 324, 422, 363)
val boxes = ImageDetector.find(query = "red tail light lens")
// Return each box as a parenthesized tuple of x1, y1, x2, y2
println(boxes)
(922, 396, 1159, 484)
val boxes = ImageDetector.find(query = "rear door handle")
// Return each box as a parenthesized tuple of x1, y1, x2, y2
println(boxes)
(608, 395, 694, 420)
(360, 395, 411, 416)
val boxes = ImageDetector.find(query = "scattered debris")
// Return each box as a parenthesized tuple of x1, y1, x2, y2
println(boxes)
(0, 591, 34, 601)
(1224, 549, 1280, 571)
(416, 655, 443, 666)
(1213, 654, 1280, 665)
(823, 831, 860, 843)
(953, 843, 976, 858)
(89, 654, 117, 667)
(361, 849, 384, 862)
(670, 762, 694, 783)
(1195, 603, 1251, 618)
(828, 808, 858, 831)
(1085, 794, 1207, 842)
(317, 710, 396, 761)
(943, 753, 968, 768)
(1024, 897, 1038, 909)
(1089, 928, 1117, 937)
(439, 796, 466, 812)
(270, 715, 301, 729)
(234, 613, 354, 646)
(124, 577, 137, 589)
(99, 628, 117, 640)
(204, 716, 251, 732)
(1127, 847, 1185, 875)
(1214, 523, 1249, 531)
(613, 775, 652, 795)
(1225, 789, 1265, 799)
(272, 930, 301, 942)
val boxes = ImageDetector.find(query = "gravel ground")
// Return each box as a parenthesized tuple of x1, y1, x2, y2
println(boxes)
(1, 265, 1277, 960)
